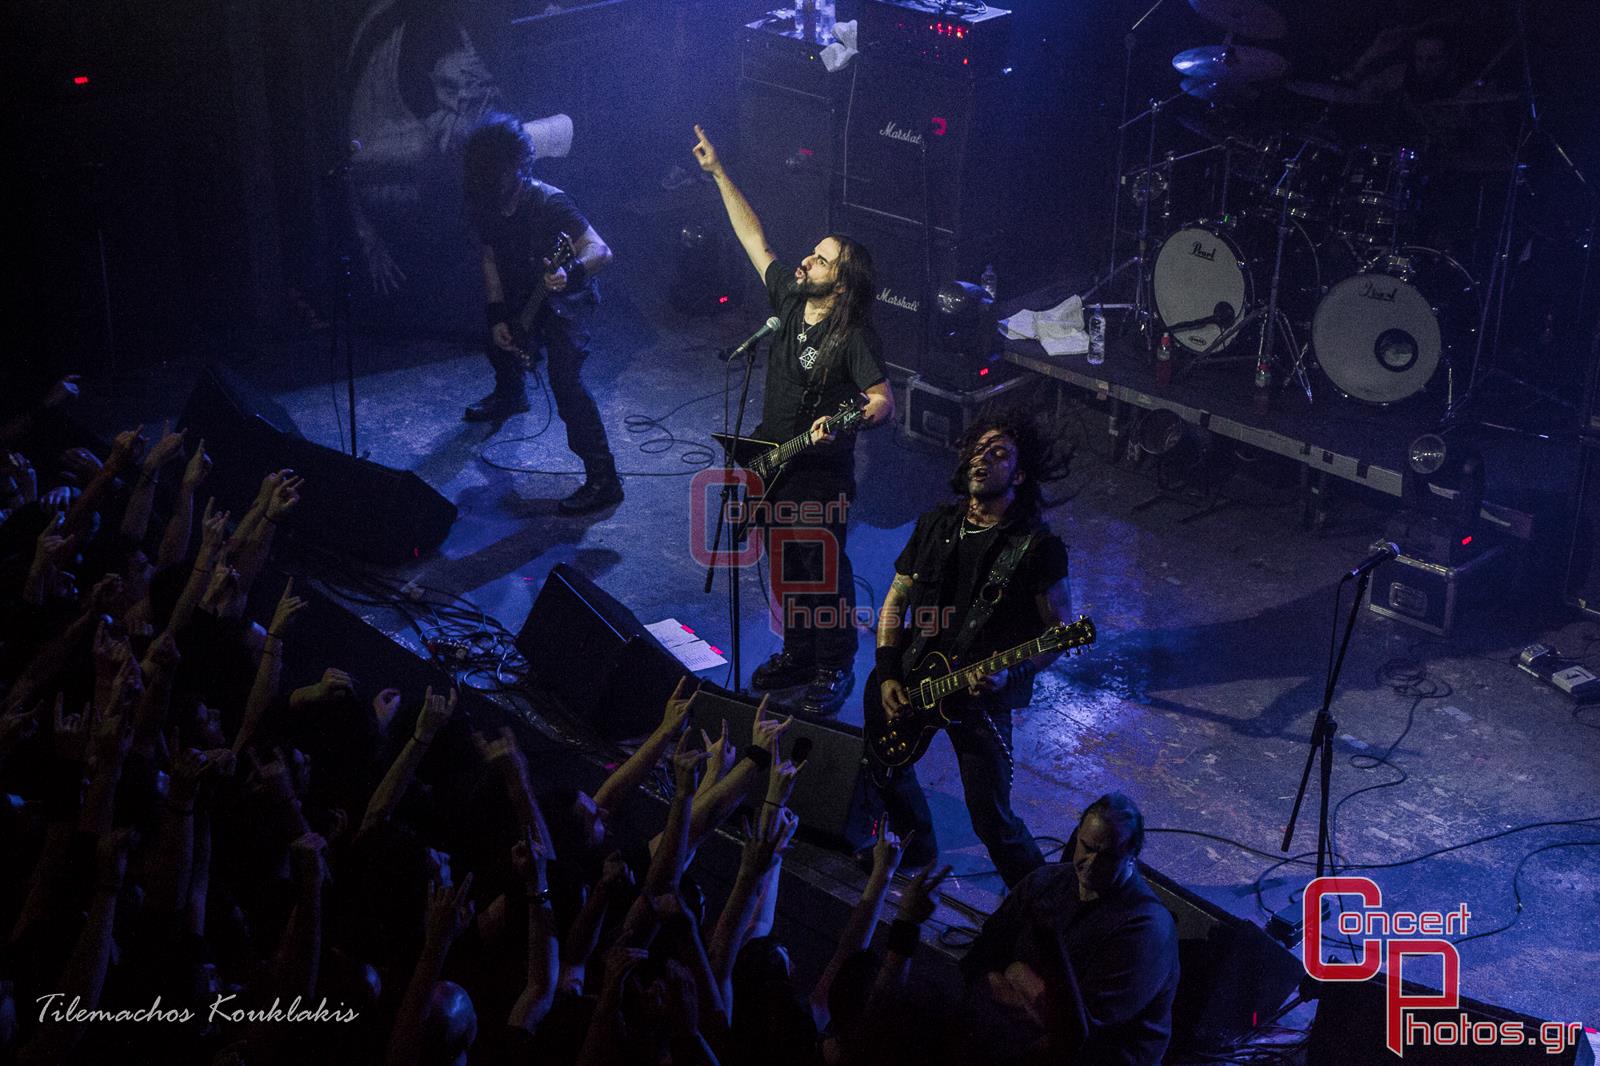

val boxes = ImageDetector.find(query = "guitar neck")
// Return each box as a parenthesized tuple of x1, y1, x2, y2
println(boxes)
(925, 635, 1054, 704)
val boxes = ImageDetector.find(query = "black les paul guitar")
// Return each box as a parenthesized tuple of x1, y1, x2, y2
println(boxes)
(508, 231, 577, 369)
(711, 396, 868, 490)
(864, 616, 1097, 768)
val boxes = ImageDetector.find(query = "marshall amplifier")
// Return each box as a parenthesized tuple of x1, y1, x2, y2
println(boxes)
(834, 202, 972, 378)
(841, 55, 1018, 238)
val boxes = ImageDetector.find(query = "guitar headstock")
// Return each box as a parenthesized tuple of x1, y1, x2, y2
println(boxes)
(1042, 615, 1097, 654)
(546, 231, 577, 272)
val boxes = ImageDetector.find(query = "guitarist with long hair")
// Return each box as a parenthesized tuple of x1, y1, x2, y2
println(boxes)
(693, 124, 895, 715)
(867, 417, 1074, 887)
(462, 115, 622, 515)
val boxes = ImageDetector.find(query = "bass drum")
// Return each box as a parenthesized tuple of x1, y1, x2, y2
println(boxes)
(1153, 219, 1322, 355)
(1311, 248, 1477, 405)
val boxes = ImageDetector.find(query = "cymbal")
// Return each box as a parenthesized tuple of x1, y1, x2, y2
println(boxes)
(1173, 45, 1289, 83)
(1187, 0, 1287, 40)
(1284, 79, 1375, 105)
(1179, 77, 1261, 104)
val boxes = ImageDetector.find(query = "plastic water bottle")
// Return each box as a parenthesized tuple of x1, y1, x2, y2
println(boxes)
(1087, 305, 1106, 365)
(1155, 332, 1173, 386)
(980, 264, 999, 300)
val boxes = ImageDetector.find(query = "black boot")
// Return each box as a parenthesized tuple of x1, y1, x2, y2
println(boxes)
(751, 650, 815, 690)
(558, 473, 624, 515)
(463, 391, 530, 423)
(801, 666, 854, 716)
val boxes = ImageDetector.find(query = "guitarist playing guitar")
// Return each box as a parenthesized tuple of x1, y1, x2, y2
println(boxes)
(866, 418, 1077, 888)
(463, 115, 623, 515)
(694, 123, 895, 715)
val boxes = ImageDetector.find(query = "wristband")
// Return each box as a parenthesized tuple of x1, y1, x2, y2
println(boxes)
(875, 645, 906, 684)
(563, 259, 588, 290)
(486, 300, 510, 329)
(740, 745, 772, 772)
(886, 917, 921, 957)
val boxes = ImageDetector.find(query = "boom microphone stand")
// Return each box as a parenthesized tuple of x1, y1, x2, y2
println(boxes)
(703, 339, 764, 691)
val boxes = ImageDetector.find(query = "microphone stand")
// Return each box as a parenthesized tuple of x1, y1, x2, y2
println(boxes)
(1281, 568, 1374, 878)
(703, 337, 764, 691)
(1106, 0, 1169, 294)
(323, 149, 360, 459)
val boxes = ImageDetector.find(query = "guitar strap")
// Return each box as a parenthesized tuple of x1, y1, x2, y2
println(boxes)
(904, 528, 1037, 668)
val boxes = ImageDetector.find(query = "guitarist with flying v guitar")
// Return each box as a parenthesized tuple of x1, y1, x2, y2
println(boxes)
(865, 417, 1078, 888)
(463, 115, 623, 515)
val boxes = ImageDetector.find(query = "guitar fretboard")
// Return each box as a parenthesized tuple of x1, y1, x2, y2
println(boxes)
(918, 636, 1054, 707)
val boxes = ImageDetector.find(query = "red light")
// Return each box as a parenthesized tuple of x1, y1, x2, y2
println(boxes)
(931, 117, 948, 136)
(1460, 535, 1473, 546)
(718, 295, 730, 304)
(963, 57, 969, 65)
(979, 367, 990, 376)
(71, 75, 90, 86)
(797, 147, 814, 156)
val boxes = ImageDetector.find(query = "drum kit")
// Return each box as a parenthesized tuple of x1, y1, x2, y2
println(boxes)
(1103, 0, 1522, 410)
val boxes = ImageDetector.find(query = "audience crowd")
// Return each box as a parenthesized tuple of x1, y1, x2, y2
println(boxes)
(0, 374, 1175, 1065)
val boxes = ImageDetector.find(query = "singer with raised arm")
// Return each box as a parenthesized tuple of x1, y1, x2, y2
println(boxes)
(693, 123, 894, 715)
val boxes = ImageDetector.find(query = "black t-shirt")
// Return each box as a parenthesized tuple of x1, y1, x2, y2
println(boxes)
(757, 260, 887, 478)
(895, 505, 1070, 660)
(476, 180, 596, 310)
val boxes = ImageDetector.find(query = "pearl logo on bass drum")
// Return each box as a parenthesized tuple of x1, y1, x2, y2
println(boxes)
(1190, 240, 1218, 262)
(1359, 279, 1400, 302)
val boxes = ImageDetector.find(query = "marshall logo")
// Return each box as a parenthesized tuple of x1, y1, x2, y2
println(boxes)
(877, 288, 919, 313)
(1359, 279, 1399, 302)
(878, 121, 925, 148)
(1189, 241, 1217, 262)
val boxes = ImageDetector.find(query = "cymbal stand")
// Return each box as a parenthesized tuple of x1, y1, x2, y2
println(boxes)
(1106, 0, 1172, 297)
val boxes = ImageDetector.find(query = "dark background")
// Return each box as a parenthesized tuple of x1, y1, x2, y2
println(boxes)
(6, 0, 1598, 399)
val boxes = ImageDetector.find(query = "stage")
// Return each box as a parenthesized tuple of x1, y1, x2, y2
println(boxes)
(73, 244, 1600, 1041)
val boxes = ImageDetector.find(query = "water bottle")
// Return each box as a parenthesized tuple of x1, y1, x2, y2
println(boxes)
(1087, 305, 1106, 365)
(1155, 332, 1173, 386)
(979, 264, 999, 301)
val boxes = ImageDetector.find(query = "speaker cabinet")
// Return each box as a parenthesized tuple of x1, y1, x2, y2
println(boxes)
(177, 365, 456, 564)
(841, 57, 1016, 237)
(515, 563, 690, 741)
(737, 28, 846, 302)
(1137, 864, 1305, 1055)
(687, 687, 882, 853)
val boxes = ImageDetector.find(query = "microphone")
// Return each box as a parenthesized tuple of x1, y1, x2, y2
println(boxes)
(720, 316, 781, 361)
(1347, 542, 1399, 580)
(1165, 302, 1236, 333)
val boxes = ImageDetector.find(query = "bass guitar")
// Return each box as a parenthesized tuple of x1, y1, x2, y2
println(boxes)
(509, 231, 578, 369)
(864, 616, 1097, 768)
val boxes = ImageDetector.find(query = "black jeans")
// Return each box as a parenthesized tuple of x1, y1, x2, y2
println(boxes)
(761, 465, 858, 669)
(874, 702, 1045, 888)
(485, 298, 615, 479)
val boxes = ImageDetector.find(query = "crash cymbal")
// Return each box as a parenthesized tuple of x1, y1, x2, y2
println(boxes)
(1284, 79, 1375, 105)
(1179, 77, 1261, 104)
(1173, 45, 1289, 83)
(1187, 0, 1287, 40)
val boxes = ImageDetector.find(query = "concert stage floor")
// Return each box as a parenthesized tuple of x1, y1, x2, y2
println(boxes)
(77, 260, 1599, 1044)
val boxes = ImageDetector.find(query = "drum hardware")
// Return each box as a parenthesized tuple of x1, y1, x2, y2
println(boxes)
(1172, 44, 1289, 83)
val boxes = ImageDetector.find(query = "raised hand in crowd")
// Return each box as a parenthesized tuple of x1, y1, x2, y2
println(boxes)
(698, 717, 736, 798)
(44, 373, 82, 409)
(594, 675, 700, 819)
(57, 445, 101, 486)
